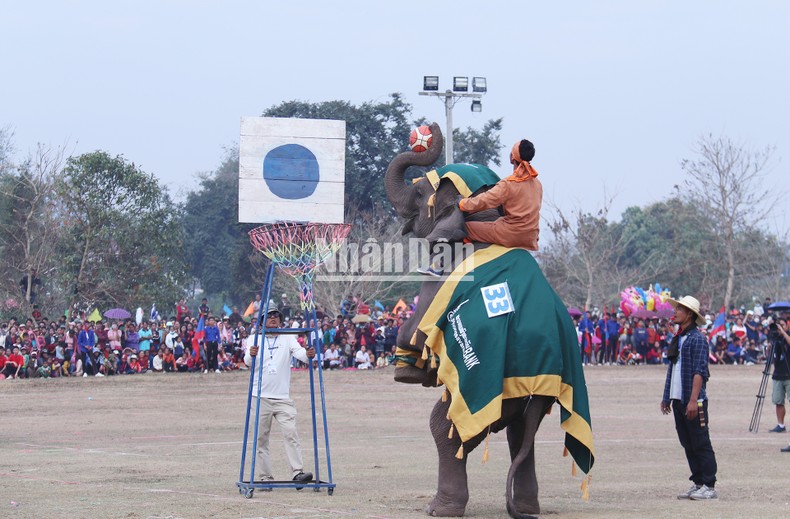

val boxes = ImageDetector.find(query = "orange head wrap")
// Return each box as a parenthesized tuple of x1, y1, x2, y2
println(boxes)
(508, 141, 538, 182)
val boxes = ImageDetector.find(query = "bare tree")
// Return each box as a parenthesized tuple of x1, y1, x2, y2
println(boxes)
(541, 194, 661, 310)
(0, 143, 64, 310)
(313, 204, 412, 316)
(680, 135, 780, 311)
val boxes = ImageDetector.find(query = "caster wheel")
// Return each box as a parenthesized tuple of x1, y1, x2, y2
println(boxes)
(328, 488, 334, 496)
(244, 488, 254, 499)
(238, 487, 244, 495)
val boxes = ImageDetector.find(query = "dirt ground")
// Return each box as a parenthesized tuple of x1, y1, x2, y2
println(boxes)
(1, 364, 789, 519)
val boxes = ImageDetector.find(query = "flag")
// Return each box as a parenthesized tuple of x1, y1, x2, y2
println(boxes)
(150, 304, 160, 322)
(710, 306, 726, 337)
(392, 299, 408, 315)
(223, 304, 233, 317)
(87, 308, 102, 323)
(193, 316, 205, 357)
(243, 302, 255, 317)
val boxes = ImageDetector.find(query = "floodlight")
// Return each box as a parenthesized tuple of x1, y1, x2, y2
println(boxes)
(453, 76, 469, 92)
(472, 77, 487, 93)
(423, 76, 439, 91)
(470, 100, 482, 112)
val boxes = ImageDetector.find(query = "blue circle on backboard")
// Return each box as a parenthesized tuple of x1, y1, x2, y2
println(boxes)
(263, 144, 319, 199)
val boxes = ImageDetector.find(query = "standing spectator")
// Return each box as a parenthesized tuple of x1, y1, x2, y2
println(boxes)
(204, 316, 221, 374)
(138, 321, 153, 364)
(198, 298, 210, 318)
(125, 323, 140, 352)
(633, 320, 649, 364)
(173, 335, 185, 360)
(228, 307, 243, 328)
(107, 323, 122, 351)
(278, 294, 292, 320)
(164, 323, 179, 354)
(373, 328, 386, 356)
(384, 319, 398, 355)
(78, 323, 99, 377)
(176, 298, 189, 323)
(244, 309, 315, 486)
(731, 318, 747, 341)
(767, 317, 790, 435)
(660, 295, 718, 500)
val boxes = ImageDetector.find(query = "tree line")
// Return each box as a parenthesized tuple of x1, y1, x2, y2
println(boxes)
(0, 98, 786, 319)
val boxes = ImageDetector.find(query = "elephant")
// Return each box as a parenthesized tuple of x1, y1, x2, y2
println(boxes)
(384, 123, 594, 518)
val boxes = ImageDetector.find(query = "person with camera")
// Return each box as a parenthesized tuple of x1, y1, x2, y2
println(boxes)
(244, 309, 315, 487)
(660, 295, 718, 500)
(765, 316, 790, 440)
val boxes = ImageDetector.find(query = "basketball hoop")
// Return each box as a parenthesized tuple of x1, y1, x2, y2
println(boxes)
(249, 222, 351, 310)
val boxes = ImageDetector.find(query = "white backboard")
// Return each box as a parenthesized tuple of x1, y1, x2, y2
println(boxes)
(239, 117, 346, 223)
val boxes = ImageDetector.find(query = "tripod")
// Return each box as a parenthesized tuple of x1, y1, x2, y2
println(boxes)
(748, 345, 774, 432)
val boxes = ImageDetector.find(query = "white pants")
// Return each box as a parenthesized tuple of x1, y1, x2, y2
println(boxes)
(255, 397, 304, 479)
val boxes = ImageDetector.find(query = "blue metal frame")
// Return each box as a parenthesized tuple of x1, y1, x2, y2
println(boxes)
(236, 263, 336, 497)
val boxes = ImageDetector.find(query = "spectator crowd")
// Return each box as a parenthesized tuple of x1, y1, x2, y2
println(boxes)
(0, 294, 408, 381)
(574, 297, 787, 367)
(3, 291, 787, 382)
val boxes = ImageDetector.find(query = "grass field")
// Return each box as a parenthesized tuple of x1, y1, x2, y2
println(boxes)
(1, 364, 789, 519)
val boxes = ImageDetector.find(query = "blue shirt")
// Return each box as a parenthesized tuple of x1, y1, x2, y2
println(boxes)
(77, 329, 96, 353)
(662, 326, 709, 405)
(138, 328, 152, 352)
(633, 328, 649, 347)
(204, 325, 220, 343)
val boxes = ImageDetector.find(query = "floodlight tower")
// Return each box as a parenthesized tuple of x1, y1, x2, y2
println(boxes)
(419, 76, 487, 164)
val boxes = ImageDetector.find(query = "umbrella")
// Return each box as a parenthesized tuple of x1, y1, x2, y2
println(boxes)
(86, 308, 102, 322)
(352, 314, 372, 324)
(104, 308, 131, 319)
(767, 301, 790, 312)
(567, 307, 582, 318)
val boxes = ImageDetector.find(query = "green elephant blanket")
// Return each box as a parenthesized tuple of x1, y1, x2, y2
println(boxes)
(417, 245, 595, 474)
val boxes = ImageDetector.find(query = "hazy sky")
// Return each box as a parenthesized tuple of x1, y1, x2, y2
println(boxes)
(2, 1, 788, 231)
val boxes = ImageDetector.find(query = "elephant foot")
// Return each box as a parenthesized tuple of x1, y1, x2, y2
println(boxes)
(507, 499, 539, 519)
(394, 365, 428, 384)
(425, 494, 466, 517)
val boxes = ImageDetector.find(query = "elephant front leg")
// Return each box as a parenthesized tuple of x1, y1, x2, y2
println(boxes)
(426, 397, 469, 517)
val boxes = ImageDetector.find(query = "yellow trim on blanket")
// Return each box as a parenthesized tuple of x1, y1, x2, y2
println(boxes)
(440, 172, 474, 198)
(425, 169, 441, 191)
(417, 245, 510, 338)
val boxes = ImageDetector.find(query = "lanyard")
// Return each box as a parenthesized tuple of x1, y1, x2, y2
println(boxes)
(266, 335, 279, 360)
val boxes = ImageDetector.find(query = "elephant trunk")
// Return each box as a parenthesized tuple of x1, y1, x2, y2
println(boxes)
(384, 122, 444, 217)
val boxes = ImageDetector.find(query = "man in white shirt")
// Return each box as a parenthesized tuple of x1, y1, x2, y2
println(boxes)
(322, 343, 341, 370)
(244, 309, 315, 486)
(354, 345, 372, 369)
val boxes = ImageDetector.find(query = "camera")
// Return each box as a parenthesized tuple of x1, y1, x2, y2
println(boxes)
(763, 316, 778, 331)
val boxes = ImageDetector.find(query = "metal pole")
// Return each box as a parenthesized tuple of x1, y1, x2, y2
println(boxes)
(419, 89, 482, 166)
(444, 90, 454, 165)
